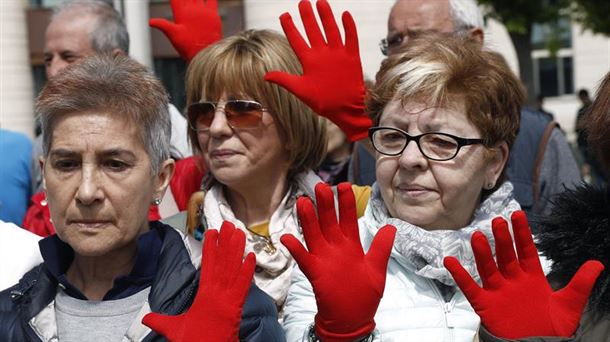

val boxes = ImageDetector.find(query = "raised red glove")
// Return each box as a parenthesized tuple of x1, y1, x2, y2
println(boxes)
(264, 0, 371, 142)
(149, 0, 222, 61)
(281, 182, 396, 342)
(444, 210, 604, 339)
(142, 221, 255, 342)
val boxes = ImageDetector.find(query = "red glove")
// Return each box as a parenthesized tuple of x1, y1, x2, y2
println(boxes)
(149, 0, 222, 61)
(143, 221, 255, 342)
(264, 0, 371, 142)
(281, 182, 396, 341)
(444, 210, 604, 339)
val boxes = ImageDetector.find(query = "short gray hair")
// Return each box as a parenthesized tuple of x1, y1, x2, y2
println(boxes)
(53, 0, 129, 54)
(37, 55, 170, 174)
(448, 0, 484, 32)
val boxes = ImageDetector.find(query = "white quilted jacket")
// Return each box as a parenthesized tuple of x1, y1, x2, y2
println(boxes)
(282, 215, 481, 342)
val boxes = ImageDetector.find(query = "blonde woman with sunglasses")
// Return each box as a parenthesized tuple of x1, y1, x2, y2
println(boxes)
(180, 29, 371, 313)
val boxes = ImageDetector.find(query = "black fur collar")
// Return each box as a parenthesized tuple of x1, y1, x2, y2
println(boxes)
(535, 183, 609, 317)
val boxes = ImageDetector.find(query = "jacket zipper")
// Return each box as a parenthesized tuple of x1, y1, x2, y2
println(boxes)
(427, 279, 456, 342)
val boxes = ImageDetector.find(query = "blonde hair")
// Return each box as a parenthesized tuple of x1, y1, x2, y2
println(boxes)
(186, 29, 327, 179)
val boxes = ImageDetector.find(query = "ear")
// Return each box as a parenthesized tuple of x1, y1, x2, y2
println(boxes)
(153, 158, 176, 200)
(111, 48, 126, 57)
(485, 141, 509, 188)
(467, 27, 484, 46)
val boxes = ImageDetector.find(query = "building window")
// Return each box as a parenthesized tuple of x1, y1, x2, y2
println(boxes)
(531, 18, 574, 97)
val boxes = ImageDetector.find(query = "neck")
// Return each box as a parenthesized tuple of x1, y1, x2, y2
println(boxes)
(65, 242, 138, 300)
(224, 171, 290, 227)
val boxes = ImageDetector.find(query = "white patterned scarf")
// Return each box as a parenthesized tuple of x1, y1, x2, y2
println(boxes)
(365, 181, 521, 286)
(202, 171, 321, 309)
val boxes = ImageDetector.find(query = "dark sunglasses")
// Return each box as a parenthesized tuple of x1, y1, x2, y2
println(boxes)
(188, 100, 267, 132)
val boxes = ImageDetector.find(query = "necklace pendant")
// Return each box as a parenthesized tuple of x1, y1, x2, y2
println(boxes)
(264, 242, 277, 255)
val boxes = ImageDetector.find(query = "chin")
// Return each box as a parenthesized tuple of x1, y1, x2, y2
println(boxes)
(391, 204, 440, 229)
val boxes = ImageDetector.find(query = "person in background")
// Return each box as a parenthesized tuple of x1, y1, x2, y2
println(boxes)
(535, 94, 555, 120)
(354, 0, 582, 223)
(317, 121, 352, 184)
(0, 54, 283, 341)
(575, 88, 606, 185)
(0, 128, 32, 225)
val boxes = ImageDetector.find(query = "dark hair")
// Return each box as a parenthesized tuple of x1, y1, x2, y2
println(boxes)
(585, 72, 610, 171)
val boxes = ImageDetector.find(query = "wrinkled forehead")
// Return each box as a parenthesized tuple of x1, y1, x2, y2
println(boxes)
(388, 0, 453, 34)
(380, 98, 479, 135)
(45, 13, 96, 50)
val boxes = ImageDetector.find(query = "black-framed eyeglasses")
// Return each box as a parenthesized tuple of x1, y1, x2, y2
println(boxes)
(369, 126, 485, 161)
(379, 34, 404, 56)
(188, 100, 268, 132)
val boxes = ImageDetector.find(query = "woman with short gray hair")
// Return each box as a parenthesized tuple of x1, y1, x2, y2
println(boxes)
(0, 54, 283, 341)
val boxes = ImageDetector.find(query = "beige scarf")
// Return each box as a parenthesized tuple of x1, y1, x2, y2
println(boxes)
(202, 171, 322, 309)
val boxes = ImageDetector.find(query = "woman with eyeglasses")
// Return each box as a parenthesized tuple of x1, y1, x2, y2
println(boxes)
(273, 7, 535, 338)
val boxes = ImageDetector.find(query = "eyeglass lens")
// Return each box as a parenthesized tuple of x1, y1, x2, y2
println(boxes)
(372, 128, 460, 160)
(189, 100, 264, 131)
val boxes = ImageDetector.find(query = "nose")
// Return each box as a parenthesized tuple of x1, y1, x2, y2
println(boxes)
(208, 106, 232, 138)
(397, 140, 427, 170)
(75, 165, 104, 206)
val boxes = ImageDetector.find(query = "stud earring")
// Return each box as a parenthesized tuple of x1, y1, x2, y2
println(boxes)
(152, 198, 161, 206)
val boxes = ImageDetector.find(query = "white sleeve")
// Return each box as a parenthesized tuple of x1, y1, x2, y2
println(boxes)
(0, 221, 43, 291)
(283, 265, 319, 342)
(168, 103, 192, 159)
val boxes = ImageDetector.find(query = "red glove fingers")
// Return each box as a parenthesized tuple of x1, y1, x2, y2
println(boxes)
(281, 182, 396, 342)
(143, 221, 255, 342)
(264, 0, 371, 142)
(444, 210, 605, 339)
(149, 0, 222, 61)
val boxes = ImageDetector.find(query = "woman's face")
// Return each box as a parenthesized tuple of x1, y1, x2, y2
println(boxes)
(42, 112, 173, 257)
(375, 99, 507, 230)
(196, 95, 288, 190)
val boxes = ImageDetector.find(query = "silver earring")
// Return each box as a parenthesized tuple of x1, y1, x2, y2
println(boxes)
(486, 182, 495, 190)
(152, 198, 161, 205)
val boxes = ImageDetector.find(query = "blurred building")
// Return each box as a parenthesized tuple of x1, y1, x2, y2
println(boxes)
(2, 0, 608, 142)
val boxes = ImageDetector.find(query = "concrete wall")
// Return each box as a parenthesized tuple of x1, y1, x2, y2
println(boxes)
(0, 0, 35, 138)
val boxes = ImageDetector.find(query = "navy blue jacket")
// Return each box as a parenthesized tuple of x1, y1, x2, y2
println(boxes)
(0, 222, 286, 341)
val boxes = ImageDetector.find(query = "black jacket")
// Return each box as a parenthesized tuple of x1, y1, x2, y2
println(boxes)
(0, 222, 286, 341)
(536, 183, 610, 341)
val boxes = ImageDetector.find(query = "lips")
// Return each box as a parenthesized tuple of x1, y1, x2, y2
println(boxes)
(395, 183, 435, 199)
(209, 149, 238, 160)
(69, 220, 111, 229)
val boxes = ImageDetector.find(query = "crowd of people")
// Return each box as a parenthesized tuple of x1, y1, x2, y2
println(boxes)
(0, 0, 608, 341)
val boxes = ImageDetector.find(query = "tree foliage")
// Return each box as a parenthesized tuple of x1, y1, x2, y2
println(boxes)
(571, 0, 610, 35)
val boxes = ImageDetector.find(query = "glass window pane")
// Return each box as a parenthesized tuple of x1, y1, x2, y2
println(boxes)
(562, 57, 574, 94)
(153, 57, 187, 113)
(538, 57, 559, 97)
